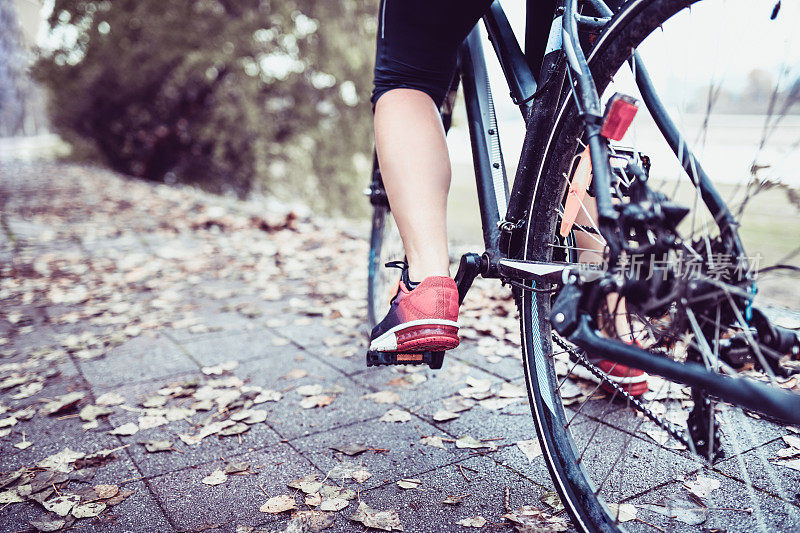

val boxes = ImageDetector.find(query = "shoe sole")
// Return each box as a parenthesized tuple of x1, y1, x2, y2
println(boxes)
(369, 320, 459, 352)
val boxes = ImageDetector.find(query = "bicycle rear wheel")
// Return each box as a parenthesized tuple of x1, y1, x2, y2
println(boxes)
(366, 168, 404, 330)
(520, 1, 800, 531)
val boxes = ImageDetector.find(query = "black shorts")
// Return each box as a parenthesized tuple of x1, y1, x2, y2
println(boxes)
(371, 0, 493, 109)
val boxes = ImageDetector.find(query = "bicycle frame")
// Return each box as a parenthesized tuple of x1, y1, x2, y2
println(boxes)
(449, 0, 800, 425)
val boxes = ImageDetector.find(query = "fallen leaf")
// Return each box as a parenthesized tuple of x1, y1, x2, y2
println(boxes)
(253, 390, 282, 403)
(455, 435, 489, 449)
(142, 440, 173, 452)
(362, 391, 401, 404)
(540, 492, 564, 513)
(94, 484, 119, 499)
(503, 506, 567, 531)
(96, 393, 125, 408)
(105, 490, 134, 506)
(138, 415, 168, 430)
(441, 396, 476, 413)
(12, 382, 43, 399)
(606, 503, 637, 522)
(497, 383, 527, 398)
(683, 475, 721, 499)
(79, 404, 113, 422)
(420, 436, 445, 448)
(0, 416, 18, 428)
(379, 409, 411, 423)
(320, 485, 357, 501)
(219, 422, 250, 436)
(516, 439, 542, 462)
(783, 434, 800, 449)
(350, 501, 403, 531)
(432, 410, 459, 422)
(283, 369, 308, 380)
(201, 361, 238, 375)
(639, 494, 708, 525)
(109, 422, 139, 436)
(231, 409, 267, 424)
(478, 398, 518, 411)
(13, 439, 33, 450)
(141, 395, 168, 408)
(260, 494, 297, 514)
(41, 392, 85, 415)
(352, 469, 372, 484)
(331, 443, 369, 456)
(201, 469, 228, 486)
(29, 516, 67, 532)
(319, 498, 349, 511)
(396, 479, 421, 490)
(225, 462, 250, 474)
(296, 384, 324, 396)
(43, 494, 81, 516)
(300, 395, 335, 409)
(456, 516, 486, 528)
(72, 502, 106, 518)
(773, 458, 800, 471)
(0, 489, 24, 504)
(305, 492, 322, 506)
(442, 494, 468, 505)
(38, 448, 86, 473)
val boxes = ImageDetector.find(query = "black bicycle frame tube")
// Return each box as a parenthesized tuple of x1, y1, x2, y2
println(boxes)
(631, 53, 746, 257)
(459, 27, 509, 255)
(565, 314, 800, 425)
(562, 0, 621, 256)
(483, 1, 538, 111)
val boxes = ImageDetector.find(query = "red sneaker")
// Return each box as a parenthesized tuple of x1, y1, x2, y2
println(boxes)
(369, 267, 459, 353)
(570, 341, 649, 397)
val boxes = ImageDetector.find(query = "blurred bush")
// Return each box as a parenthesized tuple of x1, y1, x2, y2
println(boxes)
(34, 0, 376, 214)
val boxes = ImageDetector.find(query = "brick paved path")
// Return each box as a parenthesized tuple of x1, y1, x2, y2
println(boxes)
(1, 160, 798, 532)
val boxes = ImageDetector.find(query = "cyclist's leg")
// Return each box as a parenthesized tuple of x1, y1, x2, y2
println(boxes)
(372, 0, 492, 283)
(374, 91, 451, 281)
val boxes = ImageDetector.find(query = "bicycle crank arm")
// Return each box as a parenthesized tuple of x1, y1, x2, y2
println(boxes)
(552, 285, 800, 425)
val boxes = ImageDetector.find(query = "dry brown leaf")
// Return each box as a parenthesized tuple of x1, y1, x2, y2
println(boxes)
(349, 501, 403, 531)
(260, 494, 297, 514)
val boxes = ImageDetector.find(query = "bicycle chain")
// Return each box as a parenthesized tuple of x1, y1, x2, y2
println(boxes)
(551, 333, 692, 450)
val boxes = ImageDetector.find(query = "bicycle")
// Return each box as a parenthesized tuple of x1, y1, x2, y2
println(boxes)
(366, 0, 800, 531)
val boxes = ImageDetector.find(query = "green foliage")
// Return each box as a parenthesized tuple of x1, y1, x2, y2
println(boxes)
(34, 0, 376, 214)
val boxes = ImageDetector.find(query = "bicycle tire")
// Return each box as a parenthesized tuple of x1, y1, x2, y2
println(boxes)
(518, 1, 708, 531)
(367, 184, 405, 331)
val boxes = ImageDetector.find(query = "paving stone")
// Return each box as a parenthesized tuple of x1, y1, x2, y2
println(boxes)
(235, 356, 386, 440)
(714, 436, 800, 501)
(147, 443, 320, 531)
(625, 474, 800, 532)
(78, 334, 198, 387)
(98, 377, 282, 478)
(351, 361, 503, 413)
(0, 404, 132, 478)
(93, 478, 175, 532)
(290, 417, 481, 490)
(177, 329, 286, 366)
(358, 456, 558, 533)
(451, 341, 527, 382)
(570, 421, 703, 504)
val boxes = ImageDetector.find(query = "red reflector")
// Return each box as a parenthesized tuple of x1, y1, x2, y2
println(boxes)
(600, 93, 638, 141)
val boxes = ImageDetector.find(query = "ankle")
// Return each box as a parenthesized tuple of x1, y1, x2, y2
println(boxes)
(407, 266, 450, 283)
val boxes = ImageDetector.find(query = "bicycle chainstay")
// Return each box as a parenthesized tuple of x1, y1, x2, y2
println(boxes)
(551, 333, 692, 450)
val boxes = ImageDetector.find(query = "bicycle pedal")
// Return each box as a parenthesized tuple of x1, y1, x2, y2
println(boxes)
(366, 350, 445, 370)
